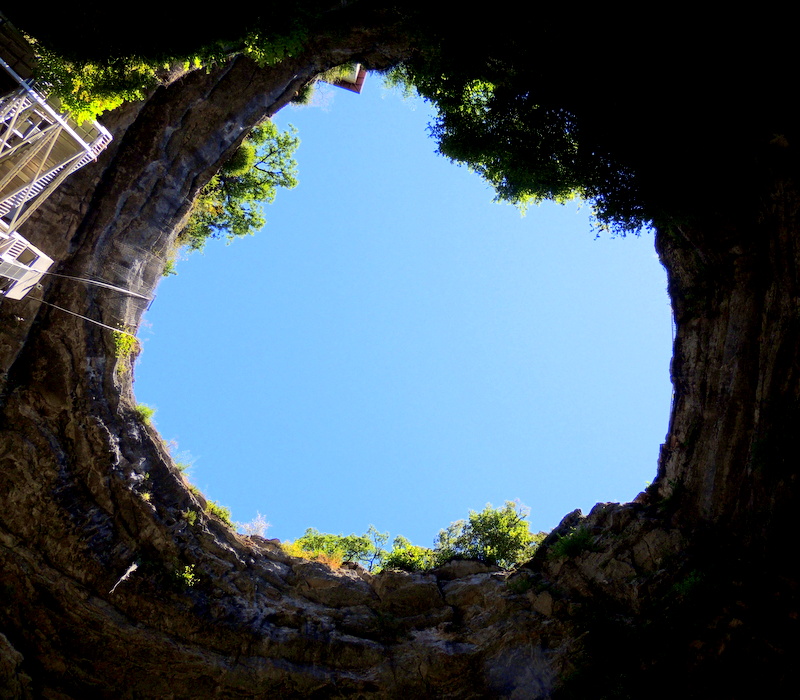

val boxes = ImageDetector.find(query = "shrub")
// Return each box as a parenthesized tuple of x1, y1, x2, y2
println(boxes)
(506, 573, 535, 594)
(672, 569, 704, 597)
(548, 526, 597, 559)
(134, 403, 155, 424)
(205, 500, 233, 527)
(278, 502, 547, 574)
(113, 330, 138, 358)
(282, 525, 388, 571)
(162, 258, 178, 277)
(280, 540, 344, 568)
(178, 564, 198, 588)
(434, 501, 544, 568)
(29, 38, 161, 122)
(383, 539, 436, 572)
(113, 329, 140, 374)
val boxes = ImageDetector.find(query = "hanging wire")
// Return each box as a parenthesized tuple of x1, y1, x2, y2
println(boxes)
(27, 295, 137, 338)
(39, 270, 154, 302)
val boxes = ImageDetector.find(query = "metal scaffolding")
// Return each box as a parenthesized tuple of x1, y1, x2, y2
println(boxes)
(0, 46, 112, 299)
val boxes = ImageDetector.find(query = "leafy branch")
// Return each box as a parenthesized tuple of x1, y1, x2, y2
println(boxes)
(179, 121, 299, 252)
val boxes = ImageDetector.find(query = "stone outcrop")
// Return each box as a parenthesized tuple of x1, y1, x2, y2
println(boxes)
(1, 16, 799, 699)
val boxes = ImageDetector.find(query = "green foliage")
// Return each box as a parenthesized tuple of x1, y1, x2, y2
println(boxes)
(382, 66, 418, 101)
(383, 536, 436, 572)
(162, 258, 178, 277)
(28, 37, 163, 123)
(506, 572, 535, 594)
(383, 9, 793, 234)
(286, 525, 388, 571)
(186, 477, 232, 527)
(292, 62, 359, 104)
(379, 15, 666, 233)
(180, 121, 299, 251)
(548, 526, 597, 559)
(241, 29, 308, 67)
(113, 330, 138, 359)
(113, 330, 139, 374)
(671, 569, 704, 597)
(23, 7, 785, 237)
(182, 510, 198, 526)
(388, 63, 611, 224)
(285, 504, 545, 573)
(178, 564, 198, 588)
(205, 500, 233, 527)
(291, 83, 316, 105)
(26, 22, 312, 123)
(433, 501, 544, 568)
(134, 403, 155, 424)
(281, 539, 343, 567)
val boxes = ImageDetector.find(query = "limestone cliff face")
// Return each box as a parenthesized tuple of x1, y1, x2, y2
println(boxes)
(1, 22, 799, 700)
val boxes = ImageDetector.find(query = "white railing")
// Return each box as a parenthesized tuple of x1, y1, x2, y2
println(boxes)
(0, 56, 113, 232)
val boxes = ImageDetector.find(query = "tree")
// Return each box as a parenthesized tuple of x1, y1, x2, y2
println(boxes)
(287, 506, 545, 574)
(433, 501, 545, 569)
(384, 9, 797, 236)
(288, 525, 388, 571)
(179, 121, 299, 251)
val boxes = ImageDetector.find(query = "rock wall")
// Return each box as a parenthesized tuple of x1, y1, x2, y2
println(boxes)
(1, 18, 799, 699)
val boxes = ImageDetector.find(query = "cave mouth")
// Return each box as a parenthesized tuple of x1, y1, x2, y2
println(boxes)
(132, 86, 674, 549)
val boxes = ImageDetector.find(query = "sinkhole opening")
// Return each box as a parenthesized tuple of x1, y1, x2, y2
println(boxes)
(134, 83, 673, 554)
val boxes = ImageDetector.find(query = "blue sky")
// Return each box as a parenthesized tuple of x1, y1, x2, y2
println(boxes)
(134, 79, 673, 547)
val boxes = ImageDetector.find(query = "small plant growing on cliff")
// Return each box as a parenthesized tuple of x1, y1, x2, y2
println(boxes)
(548, 526, 597, 559)
(671, 569, 705, 597)
(113, 330, 138, 358)
(178, 564, 198, 588)
(162, 258, 178, 277)
(113, 329, 139, 374)
(506, 572, 535, 594)
(205, 500, 233, 527)
(181, 476, 230, 525)
(280, 540, 344, 568)
(134, 403, 156, 425)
